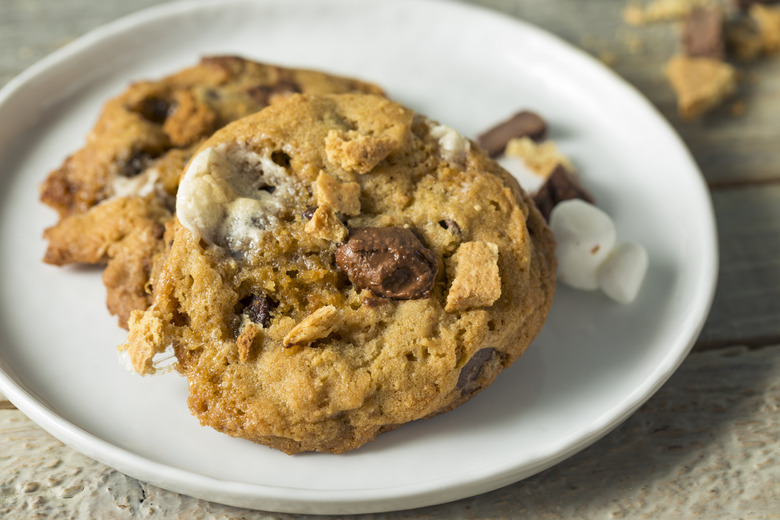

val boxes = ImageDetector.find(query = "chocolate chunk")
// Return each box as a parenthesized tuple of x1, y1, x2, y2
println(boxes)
(532, 164, 595, 222)
(457, 348, 498, 394)
(301, 207, 317, 220)
(682, 7, 725, 59)
(477, 111, 547, 157)
(118, 150, 154, 178)
(136, 97, 172, 124)
(335, 227, 439, 300)
(240, 294, 275, 328)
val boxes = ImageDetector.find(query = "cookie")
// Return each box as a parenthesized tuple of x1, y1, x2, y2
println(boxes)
(122, 92, 556, 454)
(40, 56, 384, 327)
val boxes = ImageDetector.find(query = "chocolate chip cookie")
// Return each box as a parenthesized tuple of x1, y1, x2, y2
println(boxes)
(40, 56, 384, 327)
(123, 93, 556, 454)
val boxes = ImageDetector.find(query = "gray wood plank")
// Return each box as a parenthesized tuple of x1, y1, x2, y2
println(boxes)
(698, 185, 780, 348)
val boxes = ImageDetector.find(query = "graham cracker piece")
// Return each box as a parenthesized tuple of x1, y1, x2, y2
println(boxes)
(236, 322, 260, 363)
(283, 305, 341, 348)
(304, 205, 349, 242)
(751, 4, 780, 53)
(665, 54, 737, 119)
(445, 241, 502, 313)
(505, 137, 574, 178)
(313, 171, 361, 216)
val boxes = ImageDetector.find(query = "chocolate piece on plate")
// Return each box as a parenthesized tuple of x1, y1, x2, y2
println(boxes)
(533, 164, 595, 222)
(477, 110, 547, 157)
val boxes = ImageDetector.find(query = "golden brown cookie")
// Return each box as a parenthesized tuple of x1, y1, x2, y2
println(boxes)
(40, 56, 384, 327)
(122, 93, 556, 454)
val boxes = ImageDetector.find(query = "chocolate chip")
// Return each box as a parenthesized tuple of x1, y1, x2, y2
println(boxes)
(438, 219, 461, 235)
(271, 150, 291, 168)
(301, 207, 316, 220)
(151, 222, 165, 240)
(457, 348, 498, 394)
(246, 80, 302, 105)
(240, 294, 275, 328)
(682, 7, 725, 59)
(119, 150, 154, 178)
(335, 227, 439, 300)
(478, 111, 547, 157)
(532, 164, 595, 222)
(137, 97, 172, 124)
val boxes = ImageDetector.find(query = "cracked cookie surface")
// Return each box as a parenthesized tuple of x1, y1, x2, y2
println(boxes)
(40, 56, 383, 327)
(123, 93, 556, 454)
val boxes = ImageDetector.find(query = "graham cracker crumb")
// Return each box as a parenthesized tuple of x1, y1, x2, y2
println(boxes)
(725, 16, 765, 61)
(236, 322, 260, 362)
(314, 171, 361, 216)
(505, 137, 574, 178)
(283, 305, 341, 348)
(665, 54, 737, 119)
(445, 241, 502, 313)
(122, 310, 165, 375)
(751, 4, 780, 54)
(304, 205, 349, 242)
(325, 129, 395, 174)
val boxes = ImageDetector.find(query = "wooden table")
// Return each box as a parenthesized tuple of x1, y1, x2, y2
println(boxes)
(1, 0, 779, 517)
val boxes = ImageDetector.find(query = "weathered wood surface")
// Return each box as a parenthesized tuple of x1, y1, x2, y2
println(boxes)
(2, 0, 780, 518)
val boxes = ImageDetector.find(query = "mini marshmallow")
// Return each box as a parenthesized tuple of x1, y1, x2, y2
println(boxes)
(597, 242, 649, 304)
(549, 199, 616, 290)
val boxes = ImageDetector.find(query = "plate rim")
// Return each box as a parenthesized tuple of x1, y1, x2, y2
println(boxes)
(0, 0, 719, 514)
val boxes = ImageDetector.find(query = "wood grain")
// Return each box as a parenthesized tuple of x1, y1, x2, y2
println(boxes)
(698, 185, 780, 348)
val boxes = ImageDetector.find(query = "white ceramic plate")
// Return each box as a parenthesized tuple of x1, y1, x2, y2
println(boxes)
(0, 0, 717, 514)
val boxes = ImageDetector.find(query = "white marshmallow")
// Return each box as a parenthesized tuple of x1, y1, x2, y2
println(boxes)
(429, 123, 470, 163)
(597, 242, 649, 304)
(549, 199, 616, 290)
(176, 144, 295, 251)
